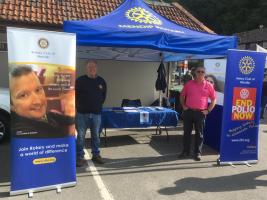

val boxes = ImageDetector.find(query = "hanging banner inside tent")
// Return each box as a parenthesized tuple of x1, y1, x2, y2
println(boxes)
(204, 59, 226, 106)
(219, 50, 266, 164)
(256, 44, 267, 69)
(7, 27, 76, 195)
(203, 59, 226, 151)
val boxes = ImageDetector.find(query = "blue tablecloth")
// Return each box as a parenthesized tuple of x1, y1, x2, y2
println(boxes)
(102, 107, 178, 129)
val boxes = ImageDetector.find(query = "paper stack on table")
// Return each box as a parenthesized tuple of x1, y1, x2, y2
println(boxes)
(123, 107, 139, 112)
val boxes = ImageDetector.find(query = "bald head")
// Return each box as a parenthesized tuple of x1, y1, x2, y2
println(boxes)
(86, 60, 97, 78)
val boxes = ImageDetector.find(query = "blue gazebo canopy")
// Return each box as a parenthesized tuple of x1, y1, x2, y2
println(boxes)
(64, 0, 237, 61)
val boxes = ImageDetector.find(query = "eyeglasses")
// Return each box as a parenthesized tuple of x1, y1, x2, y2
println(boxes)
(196, 70, 205, 74)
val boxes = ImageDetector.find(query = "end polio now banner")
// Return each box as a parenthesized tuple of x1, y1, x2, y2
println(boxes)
(219, 50, 266, 164)
(7, 27, 76, 195)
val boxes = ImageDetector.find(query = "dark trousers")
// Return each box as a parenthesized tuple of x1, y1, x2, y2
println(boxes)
(182, 109, 206, 155)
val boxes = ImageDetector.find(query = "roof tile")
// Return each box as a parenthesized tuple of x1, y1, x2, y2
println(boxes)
(0, 0, 210, 33)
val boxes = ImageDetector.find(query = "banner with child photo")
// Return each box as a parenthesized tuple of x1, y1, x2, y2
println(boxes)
(7, 27, 76, 195)
(203, 58, 227, 151)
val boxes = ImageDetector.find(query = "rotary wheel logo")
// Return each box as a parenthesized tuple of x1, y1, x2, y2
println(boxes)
(214, 62, 221, 71)
(125, 7, 162, 25)
(239, 56, 255, 75)
(215, 62, 221, 68)
(240, 88, 249, 99)
(38, 38, 49, 49)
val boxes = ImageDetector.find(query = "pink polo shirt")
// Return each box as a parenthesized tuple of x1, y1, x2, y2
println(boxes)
(180, 80, 216, 110)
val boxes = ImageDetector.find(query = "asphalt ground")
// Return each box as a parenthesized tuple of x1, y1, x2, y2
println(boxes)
(0, 117, 267, 200)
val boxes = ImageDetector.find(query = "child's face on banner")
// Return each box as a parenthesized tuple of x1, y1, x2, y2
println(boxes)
(10, 72, 47, 120)
(206, 77, 215, 86)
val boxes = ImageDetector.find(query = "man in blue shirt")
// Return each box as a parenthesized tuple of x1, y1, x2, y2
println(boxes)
(75, 60, 107, 167)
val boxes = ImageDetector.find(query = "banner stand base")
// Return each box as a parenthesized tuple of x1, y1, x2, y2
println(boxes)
(28, 191, 33, 198)
(10, 181, 76, 197)
(56, 185, 62, 193)
(217, 158, 258, 166)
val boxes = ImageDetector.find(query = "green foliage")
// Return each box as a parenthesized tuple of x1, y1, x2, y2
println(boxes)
(165, 0, 267, 34)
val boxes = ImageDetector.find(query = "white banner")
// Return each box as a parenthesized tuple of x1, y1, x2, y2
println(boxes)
(8, 27, 76, 66)
(7, 27, 77, 196)
(256, 44, 267, 69)
(204, 59, 227, 106)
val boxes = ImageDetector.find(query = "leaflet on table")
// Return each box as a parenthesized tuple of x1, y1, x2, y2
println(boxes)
(122, 107, 139, 112)
(111, 108, 126, 112)
(155, 107, 164, 110)
(145, 107, 155, 111)
(140, 111, 149, 124)
(124, 110, 139, 113)
(140, 107, 164, 111)
(122, 107, 136, 110)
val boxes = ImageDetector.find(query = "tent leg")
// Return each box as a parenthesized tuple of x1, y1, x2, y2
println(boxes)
(104, 128, 107, 146)
(159, 91, 162, 107)
(155, 125, 159, 135)
(216, 158, 220, 166)
(165, 126, 169, 141)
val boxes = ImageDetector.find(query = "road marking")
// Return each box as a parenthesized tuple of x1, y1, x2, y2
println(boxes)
(84, 149, 115, 200)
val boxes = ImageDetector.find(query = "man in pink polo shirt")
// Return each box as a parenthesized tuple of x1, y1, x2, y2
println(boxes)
(179, 66, 216, 161)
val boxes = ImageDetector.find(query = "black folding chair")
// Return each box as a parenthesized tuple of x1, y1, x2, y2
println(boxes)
(121, 99, 142, 107)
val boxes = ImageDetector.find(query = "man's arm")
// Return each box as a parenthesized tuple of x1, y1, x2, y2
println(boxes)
(180, 84, 188, 111)
(202, 99, 216, 115)
(180, 95, 188, 110)
(102, 79, 107, 103)
(75, 78, 81, 107)
(203, 84, 217, 115)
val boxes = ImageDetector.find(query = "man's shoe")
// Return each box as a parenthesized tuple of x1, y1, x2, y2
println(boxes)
(178, 152, 190, 159)
(194, 154, 201, 161)
(76, 158, 88, 167)
(92, 155, 105, 164)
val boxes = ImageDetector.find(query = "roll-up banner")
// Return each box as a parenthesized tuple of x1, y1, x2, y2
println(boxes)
(204, 59, 226, 151)
(7, 27, 77, 195)
(219, 49, 266, 165)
